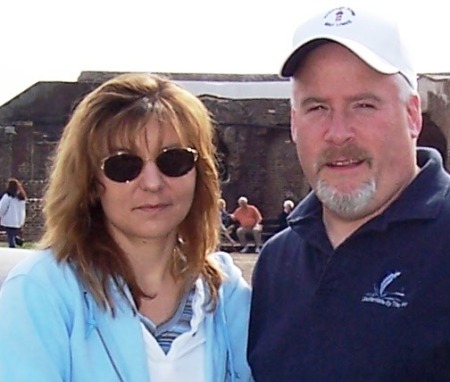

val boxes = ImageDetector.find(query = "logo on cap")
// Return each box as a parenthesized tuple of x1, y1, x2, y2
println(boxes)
(324, 7, 355, 27)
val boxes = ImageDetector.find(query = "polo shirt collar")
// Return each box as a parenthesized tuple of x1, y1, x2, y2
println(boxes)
(289, 147, 449, 233)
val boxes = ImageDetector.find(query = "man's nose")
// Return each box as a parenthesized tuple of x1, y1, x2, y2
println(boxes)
(323, 112, 355, 145)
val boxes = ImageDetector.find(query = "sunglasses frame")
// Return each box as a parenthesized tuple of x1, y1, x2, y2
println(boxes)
(100, 147, 199, 182)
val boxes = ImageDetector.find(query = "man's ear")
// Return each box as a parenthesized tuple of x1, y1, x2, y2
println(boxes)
(290, 108, 298, 143)
(407, 94, 422, 139)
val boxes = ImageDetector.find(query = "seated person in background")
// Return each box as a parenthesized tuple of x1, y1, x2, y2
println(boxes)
(277, 199, 295, 232)
(231, 196, 263, 254)
(218, 198, 238, 248)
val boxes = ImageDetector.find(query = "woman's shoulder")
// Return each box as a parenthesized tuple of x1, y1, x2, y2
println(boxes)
(208, 251, 235, 274)
(10, 197, 26, 205)
(0, 193, 10, 201)
(2, 248, 76, 289)
(208, 251, 250, 291)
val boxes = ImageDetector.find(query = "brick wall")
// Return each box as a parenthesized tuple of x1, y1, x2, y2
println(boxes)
(0, 111, 308, 242)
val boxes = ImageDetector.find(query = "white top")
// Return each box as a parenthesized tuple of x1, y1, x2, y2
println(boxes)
(0, 194, 26, 228)
(141, 278, 207, 382)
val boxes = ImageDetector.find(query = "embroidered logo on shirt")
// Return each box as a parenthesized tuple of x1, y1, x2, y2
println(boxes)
(362, 271, 408, 308)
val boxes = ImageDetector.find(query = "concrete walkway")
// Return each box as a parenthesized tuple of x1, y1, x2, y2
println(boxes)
(230, 252, 258, 284)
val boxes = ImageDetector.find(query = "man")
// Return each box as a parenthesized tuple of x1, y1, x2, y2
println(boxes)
(231, 196, 263, 253)
(248, 5, 450, 381)
(277, 199, 295, 232)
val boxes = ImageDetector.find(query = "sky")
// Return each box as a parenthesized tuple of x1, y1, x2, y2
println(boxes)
(1, 0, 449, 106)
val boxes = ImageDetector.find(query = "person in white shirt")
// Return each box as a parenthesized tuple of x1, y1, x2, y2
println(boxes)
(0, 178, 26, 248)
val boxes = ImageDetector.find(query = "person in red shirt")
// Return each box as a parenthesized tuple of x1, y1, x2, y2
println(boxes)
(231, 196, 263, 253)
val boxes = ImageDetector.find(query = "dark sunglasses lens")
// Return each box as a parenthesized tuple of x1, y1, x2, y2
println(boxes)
(103, 154, 143, 182)
(157, 149, 196, 177)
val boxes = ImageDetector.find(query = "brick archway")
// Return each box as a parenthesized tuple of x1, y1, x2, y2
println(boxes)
(419, 113, 447, 168)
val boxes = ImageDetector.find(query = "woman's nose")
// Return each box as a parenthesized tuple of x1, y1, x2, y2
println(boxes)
(137, 161, 164, 192)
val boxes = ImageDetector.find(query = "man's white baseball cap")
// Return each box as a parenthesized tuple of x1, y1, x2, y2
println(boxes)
(281, 6, 417, 90)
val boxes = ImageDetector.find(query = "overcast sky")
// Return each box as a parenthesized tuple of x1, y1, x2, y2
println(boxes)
(1, 0, 449, 106)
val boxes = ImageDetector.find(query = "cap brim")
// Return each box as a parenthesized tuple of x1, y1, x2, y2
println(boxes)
(280, 36, 399, 78)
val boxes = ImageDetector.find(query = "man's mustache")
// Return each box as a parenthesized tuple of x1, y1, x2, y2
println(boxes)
(316, 145, 372, 172)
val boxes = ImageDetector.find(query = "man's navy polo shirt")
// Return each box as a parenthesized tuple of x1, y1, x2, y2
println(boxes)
(248, 148, 450, 381)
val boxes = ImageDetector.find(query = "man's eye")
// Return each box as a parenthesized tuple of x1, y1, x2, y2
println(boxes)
(357, 103, 375, 109)
(307, 105, 326, 112)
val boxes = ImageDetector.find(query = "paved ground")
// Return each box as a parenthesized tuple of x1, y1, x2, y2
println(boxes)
(230, 252, 258, 284)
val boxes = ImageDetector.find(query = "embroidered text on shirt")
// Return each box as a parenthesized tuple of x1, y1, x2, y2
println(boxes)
(362, 271, 408, 308)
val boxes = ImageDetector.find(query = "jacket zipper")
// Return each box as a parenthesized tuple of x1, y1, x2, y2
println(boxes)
(96, 326, 126, 382)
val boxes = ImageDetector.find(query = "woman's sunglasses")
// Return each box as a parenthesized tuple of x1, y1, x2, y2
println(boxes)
(100, 147, 199, 183)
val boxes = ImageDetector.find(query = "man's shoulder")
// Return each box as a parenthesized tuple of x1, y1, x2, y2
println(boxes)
(258, 228, 299, 262)
(232, 206, 241, 214)
(249, 204, 262, 213)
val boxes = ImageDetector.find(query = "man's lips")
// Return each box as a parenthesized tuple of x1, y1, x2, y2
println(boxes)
(317, 144, 371, 172)
(326, 158, 365, 168)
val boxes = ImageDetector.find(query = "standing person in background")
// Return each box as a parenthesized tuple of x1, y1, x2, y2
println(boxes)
(276, 199, 294, 232)
(231, 196, 263, 254)
(0, 178, 27, 248)
(248, 5, 450, 381)
(0, 73, 253, 381)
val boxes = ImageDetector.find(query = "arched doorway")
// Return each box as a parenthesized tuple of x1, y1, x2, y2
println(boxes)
(418, 113, 447, 168)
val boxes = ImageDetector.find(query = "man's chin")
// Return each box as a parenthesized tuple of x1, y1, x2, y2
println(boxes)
(322, 201, 371, 220)
(317, 179, 367, 195)
(315, 179, 377, 219)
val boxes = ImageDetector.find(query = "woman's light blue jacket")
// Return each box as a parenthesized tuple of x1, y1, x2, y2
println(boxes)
(0, 249, 253, 381)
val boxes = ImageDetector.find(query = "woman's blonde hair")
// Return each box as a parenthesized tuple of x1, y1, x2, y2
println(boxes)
(218, 198, 227, 210)
(40, 73, 222, 312)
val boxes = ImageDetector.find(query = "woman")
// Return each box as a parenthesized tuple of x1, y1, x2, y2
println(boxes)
(0, 74, 253, 381)
(0, 178, 27, 247)
(218, 198, 238, 248)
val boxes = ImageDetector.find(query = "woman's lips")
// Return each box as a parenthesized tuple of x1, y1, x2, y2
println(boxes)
(134, 203, 170, 213)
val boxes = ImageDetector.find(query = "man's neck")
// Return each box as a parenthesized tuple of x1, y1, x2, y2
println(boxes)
(322, 211, 372, 249)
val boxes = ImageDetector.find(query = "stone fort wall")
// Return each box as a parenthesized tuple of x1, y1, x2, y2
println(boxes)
(1, 74, 449, 242)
